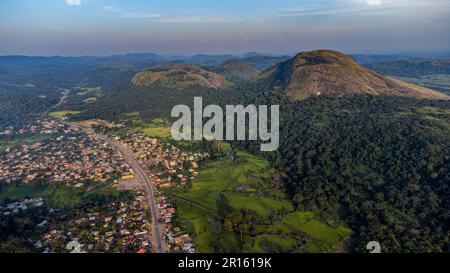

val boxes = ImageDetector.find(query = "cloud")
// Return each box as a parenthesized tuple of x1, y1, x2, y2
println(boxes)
(66, 0, 81, 6)
(102, 6, 239, 23)
(279, 0, 435, 17)
(366, 0, 382, 6)
(103, 6, 160, 19)
(158, 16, 234, 23)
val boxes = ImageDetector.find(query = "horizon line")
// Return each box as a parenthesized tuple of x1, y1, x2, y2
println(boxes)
(2, 49, 450, 59)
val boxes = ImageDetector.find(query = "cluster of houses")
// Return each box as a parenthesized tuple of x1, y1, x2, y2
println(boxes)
(115, 134, 210, 253)
(0, 118, 61, 137)
(0, 120, 212, 253)
(0, 119, 132, 187)
(33, 192, 151, 253)
(155, 196, 196, 253)
(117, 134, 209, 189)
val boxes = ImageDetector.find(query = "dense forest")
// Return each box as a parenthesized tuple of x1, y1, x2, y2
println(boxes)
(233, 86, 450, 252)
(0, 88, 59, 127)
(0, 57, 88, 126)
(72, 84, 223, 122)
(0, 56, 150, 127)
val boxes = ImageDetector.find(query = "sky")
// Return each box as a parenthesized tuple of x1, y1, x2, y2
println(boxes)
(0, 0, 449, 56)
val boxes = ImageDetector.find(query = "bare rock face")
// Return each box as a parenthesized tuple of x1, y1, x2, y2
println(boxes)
(258, 50, 450, 101)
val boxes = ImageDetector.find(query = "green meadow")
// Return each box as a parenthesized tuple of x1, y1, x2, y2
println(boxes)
(178, 151, 292, 214)
(397, 74, 450, 95)
(49, 110, 82, 118)
(266, 211, 352, 252)
(0, 134, 53, 153)
(170, 150, 351, 253)
(248, 235, 299, 253)
(0, 182, 126, 208)
(141, 127, 171, 138)
(83, 97, 97, 104)
(116, 113, 172, 138)
(76, 86, 102, 96)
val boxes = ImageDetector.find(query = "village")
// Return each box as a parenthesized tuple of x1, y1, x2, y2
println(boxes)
(0, 118, 210, 253)
(112, 133, 211, 253)
(0, 118, 131, 186)
(0, 191, 153, 253)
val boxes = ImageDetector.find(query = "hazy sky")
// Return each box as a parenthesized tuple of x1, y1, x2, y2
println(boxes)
(0, 0, 449, 56)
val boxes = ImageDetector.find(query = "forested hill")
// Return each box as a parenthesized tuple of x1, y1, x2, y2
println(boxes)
(234, 89, 450, 252)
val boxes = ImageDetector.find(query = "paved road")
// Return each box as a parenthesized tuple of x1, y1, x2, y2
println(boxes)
(49, 94, 167, 253)
(89, 132, 167, 253)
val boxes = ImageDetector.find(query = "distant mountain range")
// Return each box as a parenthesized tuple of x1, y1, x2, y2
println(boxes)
(351, 52, 450, 64)
(3, 50, 450, 73)
(0, 52, 290, 71)
(126, 50, 450, 101)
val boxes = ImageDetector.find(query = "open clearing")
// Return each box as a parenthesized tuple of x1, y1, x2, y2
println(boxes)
(115, 114, 172, 138)
(266, 211, 352, 252)
(397, 74, 450, 95)
(141, 127, 171, 138)
(49, 110, 82, 118)
(76, 86, 102, 96)
(0, 182, 127, 208)
(0, 134, 53, 153)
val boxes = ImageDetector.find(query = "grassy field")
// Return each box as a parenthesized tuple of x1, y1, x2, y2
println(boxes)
(418, 106, 450, 115)
(0, 182, 125, 207)
(138, 117, 171, 138)
(170, 149, 353, 253)
(76, 86, 102, 96)
(178, 152, 292, 214)
(225, 194, 293, 217)
(115, 114, 172, 138)
(0, 134, 53, 153)
(172, 151, 293, 252)
(49, 110, 82, 118)
(397, 74, 450, 95)
(83, 97, 97, 104)
(141, 127, 171, 138)
(416, 106, 450, 130)
(266, 211, 352, 252)
(248, 235, 299, 253)
(174, 199, 216, 252)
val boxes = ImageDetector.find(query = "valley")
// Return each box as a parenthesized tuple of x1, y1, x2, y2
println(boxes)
(1, 50, 450, 253)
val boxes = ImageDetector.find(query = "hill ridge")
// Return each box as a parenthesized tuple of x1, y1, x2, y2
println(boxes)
(131, 64, 229, 90)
